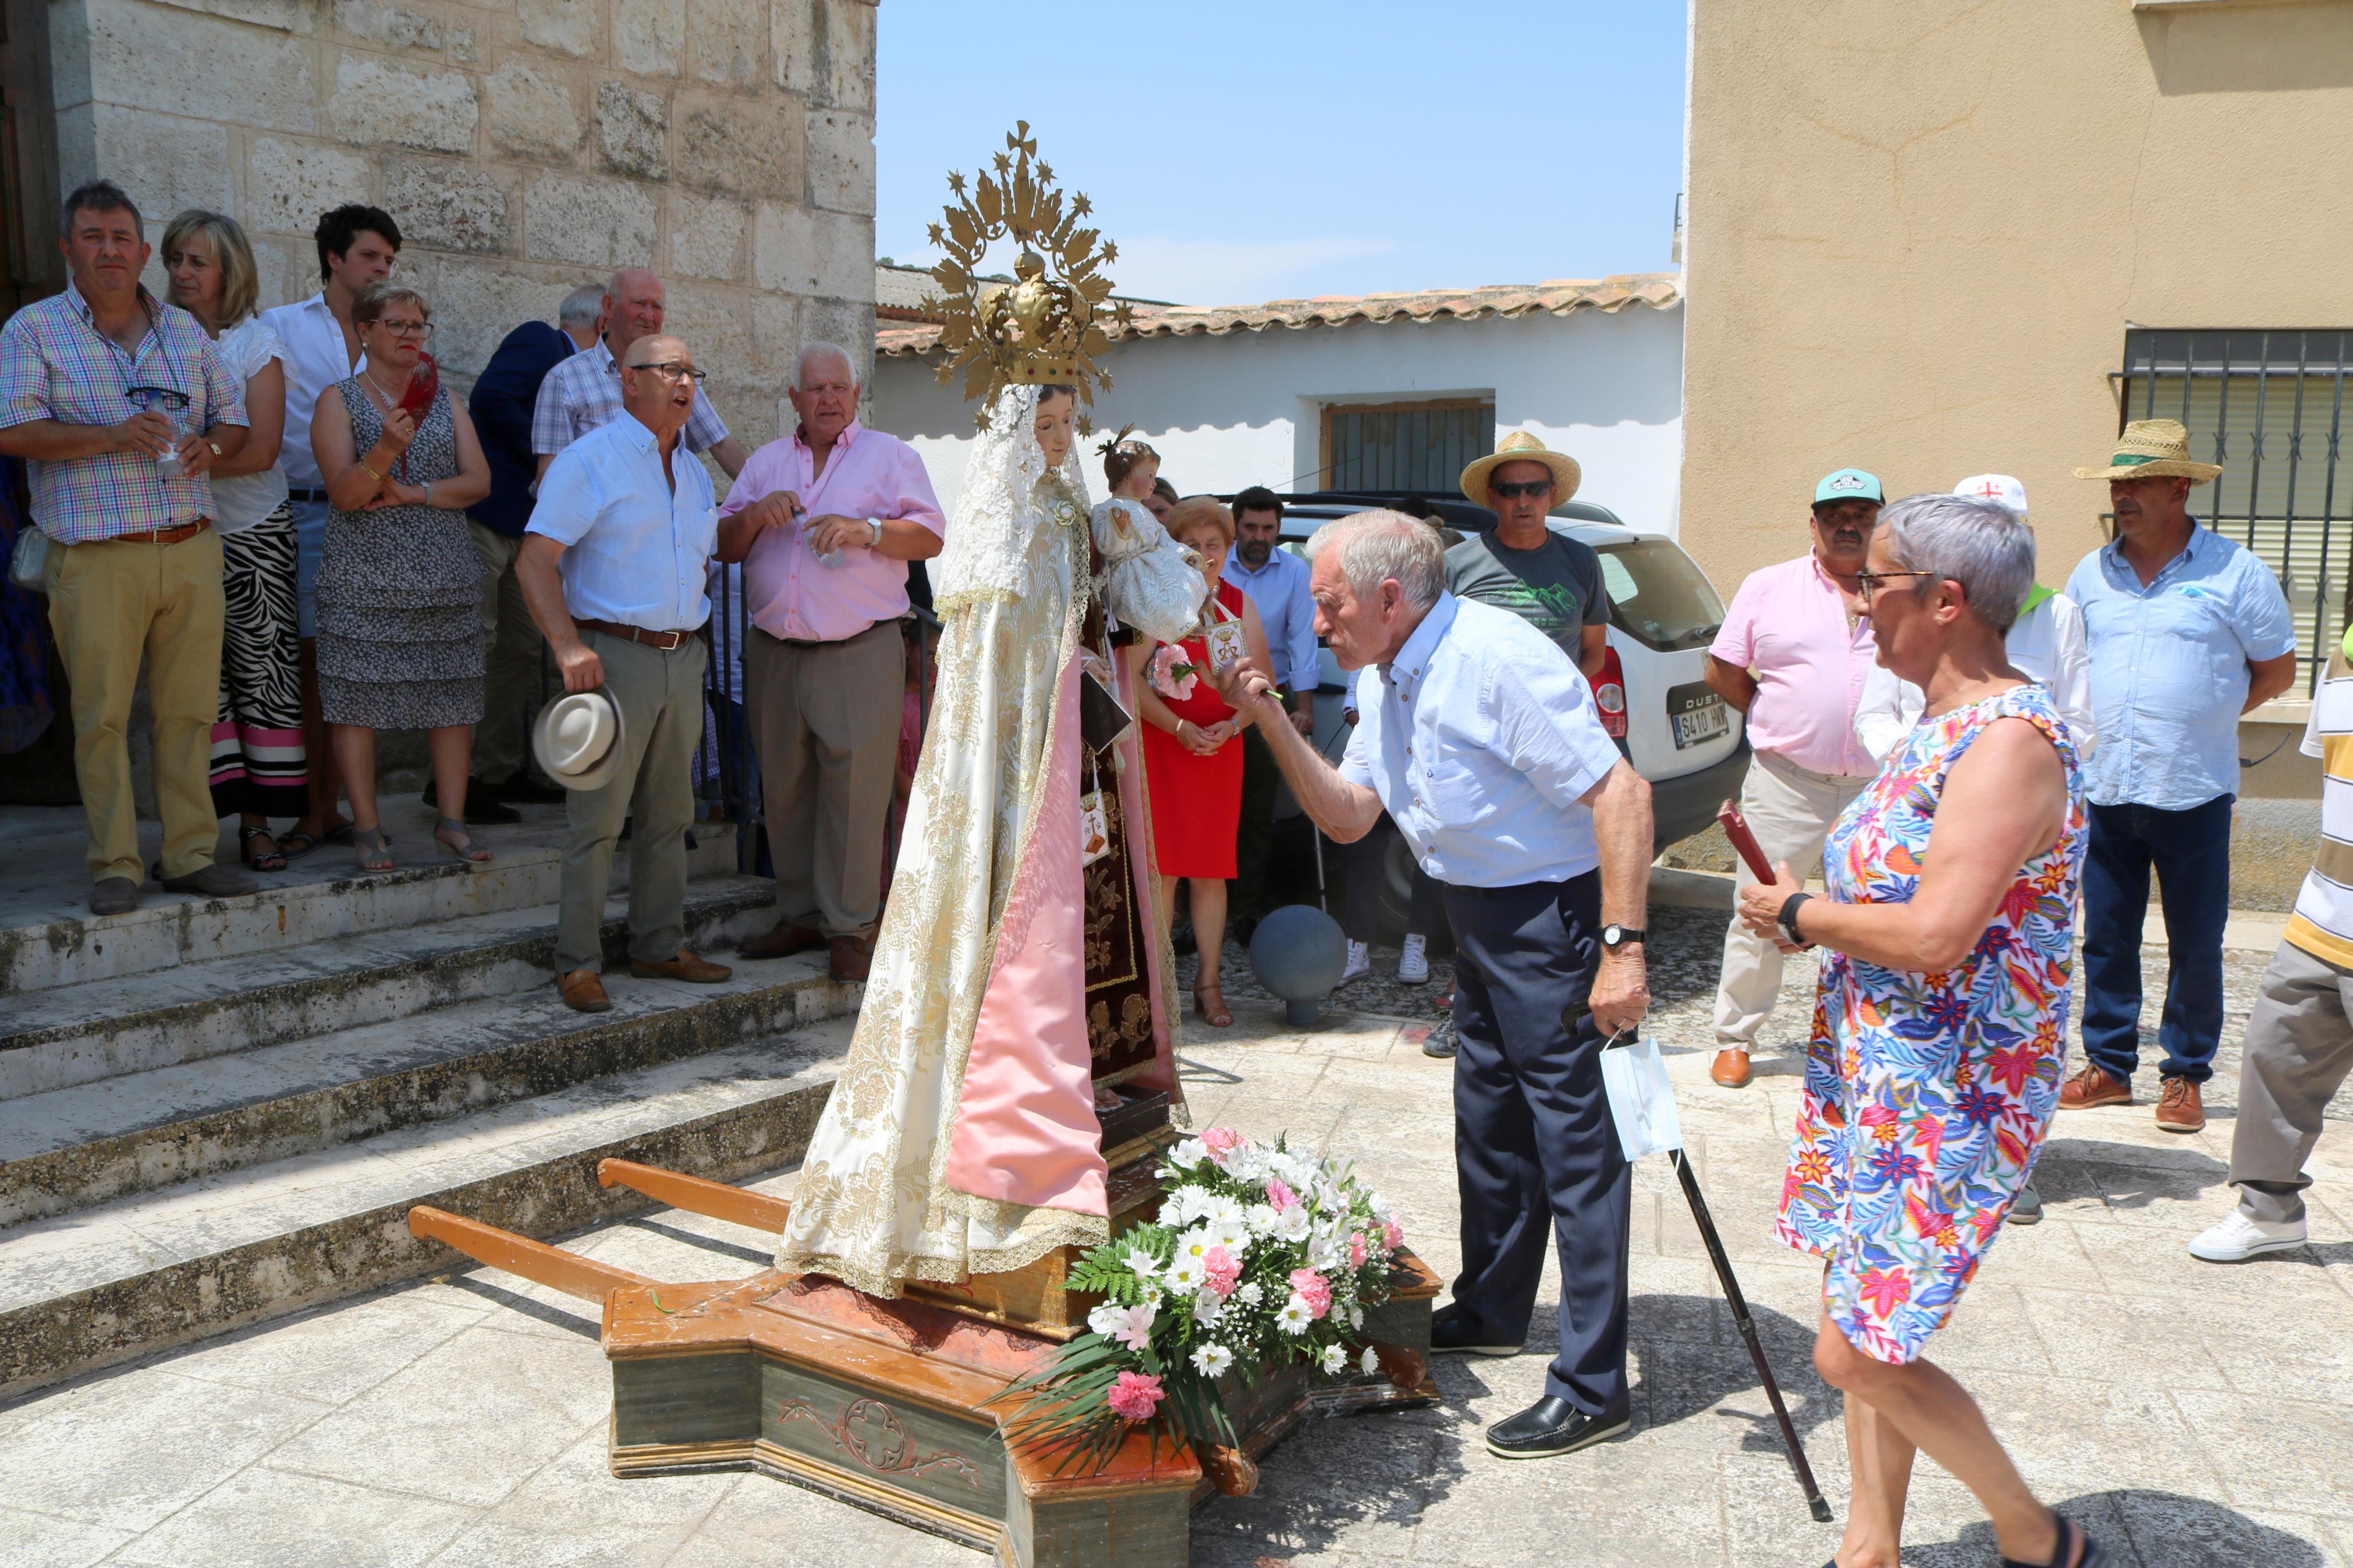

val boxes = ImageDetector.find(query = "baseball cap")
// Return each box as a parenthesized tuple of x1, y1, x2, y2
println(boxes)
(1813, 468, 1884, 506)
(1952, 474, 2028, 518)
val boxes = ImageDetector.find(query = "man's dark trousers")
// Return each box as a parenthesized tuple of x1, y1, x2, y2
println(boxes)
(2081, 793, 2234, 1086)
(1232, 727, 1281, 921)
(1441, 870, 1631, 1418)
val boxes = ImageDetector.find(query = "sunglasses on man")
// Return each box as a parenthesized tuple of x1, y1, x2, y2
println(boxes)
(1489, 479, 1555, 500)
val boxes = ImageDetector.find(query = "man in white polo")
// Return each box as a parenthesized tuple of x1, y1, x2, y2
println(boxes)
(518, 333, 732, 1013)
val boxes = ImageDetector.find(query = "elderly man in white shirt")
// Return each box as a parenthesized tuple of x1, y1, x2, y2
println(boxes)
(1853, 475, 2098, 763)
(1211, 510, 1655, 1465)
(518, 333, 733, 1015)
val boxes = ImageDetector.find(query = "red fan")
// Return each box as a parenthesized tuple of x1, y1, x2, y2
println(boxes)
(391, 352, 439, 482)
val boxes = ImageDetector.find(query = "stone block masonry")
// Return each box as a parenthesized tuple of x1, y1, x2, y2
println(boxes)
(42, 0, 879, 456)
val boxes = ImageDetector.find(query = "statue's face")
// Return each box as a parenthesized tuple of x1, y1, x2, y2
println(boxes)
(1033, 390, 1076, 468)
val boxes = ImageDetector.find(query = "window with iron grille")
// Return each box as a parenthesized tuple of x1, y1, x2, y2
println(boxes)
(2118, 329, 2352, 695)
(1320, 399, 1495, 494)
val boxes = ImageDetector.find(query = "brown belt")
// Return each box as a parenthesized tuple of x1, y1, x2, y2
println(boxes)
(577, 617, 697, 650)
(87, 518, 211, 547)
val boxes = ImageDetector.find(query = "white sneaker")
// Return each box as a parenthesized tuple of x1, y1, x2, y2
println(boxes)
(2188, 1210, 2307, 1263)
(1340, 940, 1371, 984)
(1398, 933, 1430, 984)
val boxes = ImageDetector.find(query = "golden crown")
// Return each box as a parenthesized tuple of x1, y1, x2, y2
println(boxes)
(923, 122, 1129, 423)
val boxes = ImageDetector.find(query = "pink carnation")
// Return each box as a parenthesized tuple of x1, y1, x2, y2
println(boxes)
(1148, 645, 1199, 702)
(1265, 1178, 1300, 1213)
(1107, 1371, 1164, 1423)
(1202, 1245, 1240, 1297)
(1287, 1268, 1332, 1320)
(1201, 1126, 1247, 1167)
(1348, 1232, 1369, 1268)
(1380, 1217, 1404, 1251)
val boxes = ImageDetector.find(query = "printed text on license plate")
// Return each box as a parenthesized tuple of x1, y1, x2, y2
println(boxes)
(1673, 702, 1728, 748)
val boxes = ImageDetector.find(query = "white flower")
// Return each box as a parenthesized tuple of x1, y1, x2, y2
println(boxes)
(1087, 1302, 1124, 1339)
(1231, 1147, 1272, 1182)
(1090, 1299, 1158, 1351)
(1172, 1228, 1218, 1267)
(1319, 1343, 1347, 1374)
(1199, 1192, 1247, 1228)
(1202, 1215, 1252, 1257)
(1268, 1204, 1312, 1243)
(1165, 1185, 1213, 1226)
(1360, 1346, 1380, 1375)
(1167, 1137, 1209, 1171)
(1244, 1203, 1281, 1238)
(1344, 1299, 1364, 1331)
(1165, 1254, 1206, 1293)
(1124, 1248, 1161, 1281)
(1369, 1190, 1392, 1219)
(1307, 1232, 1346, 1272)
(1276, 1294, 1314, 1335)
(1236, 1281, 1265, 1306)
(1193, 1288, 1225, 1327)
(1191, 1342, 1235, 1378)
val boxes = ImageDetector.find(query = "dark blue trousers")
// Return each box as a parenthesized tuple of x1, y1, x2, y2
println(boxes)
(1441, 872, 1631, 1418)
(2081, 794, 2235, 1086)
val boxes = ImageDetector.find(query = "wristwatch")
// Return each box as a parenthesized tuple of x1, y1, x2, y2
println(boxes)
(1600, 923, 1645, 951)
(1777, 891, 1816, 949)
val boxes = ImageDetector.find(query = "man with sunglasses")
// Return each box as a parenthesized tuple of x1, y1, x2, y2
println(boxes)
(1702, 467, 1885, 1088)
(0, 179, 255, 915)
(1446, 432, 1610, 680)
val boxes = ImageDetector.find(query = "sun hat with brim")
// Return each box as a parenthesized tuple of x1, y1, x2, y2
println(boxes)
(1813, 468, 1884, 507)
(533, 689, 628, 794)
(2075, 418, 2221, 485)
(1459, 430, 1580, 506)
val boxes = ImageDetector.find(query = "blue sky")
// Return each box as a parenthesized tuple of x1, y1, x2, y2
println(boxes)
(874, 1, 1689, 308)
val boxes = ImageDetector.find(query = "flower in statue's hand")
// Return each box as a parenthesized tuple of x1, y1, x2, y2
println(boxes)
(1191, 1343, 1235, 1378)
(1107, 1371, 1165, 1422)
(1288, 1268, 1333, 1320)
(1202, 1245, 1240, 1297)
(1276, 1295, 1314, 1335)
(1358, 1345, 1380, 1376)
(1148, 645, 1199, 702)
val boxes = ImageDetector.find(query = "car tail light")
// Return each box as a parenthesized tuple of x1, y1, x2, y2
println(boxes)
(1593, 647, 1627, 739)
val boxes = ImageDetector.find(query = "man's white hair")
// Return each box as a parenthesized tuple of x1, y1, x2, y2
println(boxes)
(558, 283, 604, 328)
(1303, 510, 1445, 613)
(794, 340, 858, 390)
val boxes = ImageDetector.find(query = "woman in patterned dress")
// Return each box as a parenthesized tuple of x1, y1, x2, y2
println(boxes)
(1738, 493, 2103, 1568)
(309, 282, 492, 871)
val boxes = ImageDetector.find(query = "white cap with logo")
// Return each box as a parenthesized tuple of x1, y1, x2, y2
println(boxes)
(1953, 474, 2028, 520)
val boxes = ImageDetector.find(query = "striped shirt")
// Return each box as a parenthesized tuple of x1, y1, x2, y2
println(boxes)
(529, 336, 728, 458)
(0, 281, 248, 542)
(2284, 648, 2353, 968)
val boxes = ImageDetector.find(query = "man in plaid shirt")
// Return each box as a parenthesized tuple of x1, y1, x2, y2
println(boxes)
(530, 268, 746, 483)
(0, 180, 255, 915)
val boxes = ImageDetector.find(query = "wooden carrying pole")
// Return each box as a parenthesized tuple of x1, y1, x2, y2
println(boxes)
(407, 1206, 654, 1304)
(596, 1158, 794, 1233)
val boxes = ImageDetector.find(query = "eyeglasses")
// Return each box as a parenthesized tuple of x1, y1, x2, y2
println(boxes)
(374, 319, 434, 339)
(1489, 479, 1555, 500)
(123, 385, 190, 412)
(632, 361, 708, 383)
(1854, 569, 1937, 599)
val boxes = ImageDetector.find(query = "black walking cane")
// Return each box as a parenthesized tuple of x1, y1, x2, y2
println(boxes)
(1599, 1027, 1834, 1524)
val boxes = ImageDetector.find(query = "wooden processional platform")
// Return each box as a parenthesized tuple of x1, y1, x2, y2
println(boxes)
(407, 1091, 1439, 1568)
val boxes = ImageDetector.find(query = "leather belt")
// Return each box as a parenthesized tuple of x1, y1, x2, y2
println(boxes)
(286, 488, 331, 504)
(578, 616, 695, 650)
(88, 518, 211, 547)
(767, 618, 893, 649)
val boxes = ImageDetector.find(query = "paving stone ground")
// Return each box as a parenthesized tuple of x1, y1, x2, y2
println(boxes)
(2, 897, 2348, 1567)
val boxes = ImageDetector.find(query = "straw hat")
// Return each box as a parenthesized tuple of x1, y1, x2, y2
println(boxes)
(1458, 431, 1580, 506)
(532, 689, 627, 794)
(2075, 419, 2221, 485)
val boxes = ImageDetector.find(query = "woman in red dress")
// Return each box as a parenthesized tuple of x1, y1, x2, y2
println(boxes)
(1132, 496, 1271, 1027)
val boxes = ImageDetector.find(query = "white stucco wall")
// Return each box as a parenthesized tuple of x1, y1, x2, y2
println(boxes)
(872, 302, 1685, 536)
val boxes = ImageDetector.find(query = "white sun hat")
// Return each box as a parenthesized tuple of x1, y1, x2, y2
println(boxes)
(532, 689, 627, 794)
(1953, 474, 2028, 521)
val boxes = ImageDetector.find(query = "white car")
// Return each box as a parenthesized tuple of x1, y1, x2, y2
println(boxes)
(1265, 497, 1746, 937)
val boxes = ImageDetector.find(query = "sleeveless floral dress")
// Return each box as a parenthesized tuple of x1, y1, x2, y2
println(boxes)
(1774, 684, 2087, 1366)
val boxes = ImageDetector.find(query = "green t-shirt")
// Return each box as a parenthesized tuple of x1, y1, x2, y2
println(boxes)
(1443, 529, 1610, 659)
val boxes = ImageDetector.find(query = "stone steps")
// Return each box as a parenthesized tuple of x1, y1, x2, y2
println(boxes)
(0, 1019, 851, 1400)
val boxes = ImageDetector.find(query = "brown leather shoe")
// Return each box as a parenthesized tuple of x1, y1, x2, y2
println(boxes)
(631, 947, 733, 984)
(828, 934, 872, 982)
(1710, 1048, 1752, 1088)
(738, 920, 825, 960)
(556, 969, 611, 1013)
(2155, 1075, 2206, 1133)
(2059, 1064, 2131, 1110)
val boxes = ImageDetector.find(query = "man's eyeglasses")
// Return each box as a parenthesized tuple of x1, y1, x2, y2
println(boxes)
(123, 385, 190, 413)
(632, 361, 708, 383)
(1489, 479, 1555, 500)
(374, 319, 434, 339)
(1854, 569, 1937, 599)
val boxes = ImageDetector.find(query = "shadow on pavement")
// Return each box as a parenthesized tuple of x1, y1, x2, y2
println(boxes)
(1920, 1489, 2329, 1567)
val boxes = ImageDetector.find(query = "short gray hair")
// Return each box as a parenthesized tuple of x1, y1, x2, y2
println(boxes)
(1880, 492, 2036, 635)
(1304, 510, 1445, 613)
(558, 283, 603, 328)
(794, 340, 857, 390)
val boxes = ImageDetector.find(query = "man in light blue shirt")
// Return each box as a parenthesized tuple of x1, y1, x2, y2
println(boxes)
(1212, 510, 1655, 1466)
(1224, 486, 1320, 931)
(2060, 419, 2299, 1133)
(520, 333, 732, 1013)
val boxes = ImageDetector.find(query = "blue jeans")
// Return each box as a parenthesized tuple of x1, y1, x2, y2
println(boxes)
(2079, 794, 2234, 1086)
(290, 497, 329, 639)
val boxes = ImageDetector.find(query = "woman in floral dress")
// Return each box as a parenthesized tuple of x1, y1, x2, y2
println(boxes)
(1739, 493, 2104, 1568)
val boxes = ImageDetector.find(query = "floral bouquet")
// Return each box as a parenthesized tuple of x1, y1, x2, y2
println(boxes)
(991, 1126, 1407, 1473)
(1147, 643, 1199, 702)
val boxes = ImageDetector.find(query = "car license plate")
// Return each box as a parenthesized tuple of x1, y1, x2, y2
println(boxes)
(1672, 701, 1728, 749)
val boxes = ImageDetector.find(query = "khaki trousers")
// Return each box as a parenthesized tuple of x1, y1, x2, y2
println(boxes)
(746, 620, 903, 938)
(45, 527, 227, 883)
(468, 520, 546, 786)
(2229, 941, 2353, 1226)
(1713, 748, 1872, 1048)
(555, 630, 707, 972)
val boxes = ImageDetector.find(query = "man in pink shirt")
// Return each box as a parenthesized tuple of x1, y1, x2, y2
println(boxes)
(1702, 467, 1884, 1087)
(715, 342, 945, 981)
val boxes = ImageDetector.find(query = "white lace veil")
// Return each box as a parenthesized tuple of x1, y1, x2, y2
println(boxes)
(932, 384, 1094, 614)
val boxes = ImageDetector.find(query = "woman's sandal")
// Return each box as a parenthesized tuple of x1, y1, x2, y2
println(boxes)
(239, 826, 288, 872)
(352, 826, 394, 872)
(2000, 1516, 2106, 1568)
(1193, 983, 1233, 1028)
(433, 817, 493, 865)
